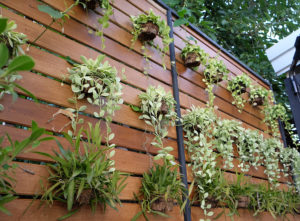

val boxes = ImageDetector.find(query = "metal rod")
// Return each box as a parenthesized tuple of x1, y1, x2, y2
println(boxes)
(166, 8, 192, 221)
(154, 0, 271, 86)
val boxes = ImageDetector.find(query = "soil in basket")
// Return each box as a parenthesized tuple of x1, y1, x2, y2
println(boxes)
(138, 22, 159, 42)
(237, 196, 250, 208)
(151, 197, 174, 212)
(250, 97, 264, 107)
(184, 52, 201, 68)
(205, 72, 224, 84)
(77, 189, 94, 205)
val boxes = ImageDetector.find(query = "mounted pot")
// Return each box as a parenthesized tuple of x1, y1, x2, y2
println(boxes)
(183, 52, 201, 68)
(151, 197, 174, 212)
(250, 96, 264, 107)
(138, 22, 159, 42)
(204, 72, 224, 84)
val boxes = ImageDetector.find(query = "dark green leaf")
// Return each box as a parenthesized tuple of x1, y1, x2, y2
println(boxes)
(0, 18, 8, 34)
(6, 55, 35, 75)
(0, 43, 9, 68)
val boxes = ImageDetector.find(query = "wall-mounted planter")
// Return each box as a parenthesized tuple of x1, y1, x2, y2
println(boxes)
(138, 22, 159, 42)
(183, 52, 201, 68)
(80, 0, 99, 10)
(204, 72, 224, 84)
(250, 96, 264, 107)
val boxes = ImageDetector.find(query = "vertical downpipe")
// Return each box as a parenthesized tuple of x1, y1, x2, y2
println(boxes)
(166, 8, 192, 221)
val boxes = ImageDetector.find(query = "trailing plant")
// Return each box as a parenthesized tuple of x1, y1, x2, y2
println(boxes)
(249, 85, 270, 107)
(261, 137, 282, 187)
(133, 86, 186, 220)
(80, 0, 113, 48)
(227, 74, 251, 112)
(182, 106, 218, 220)
(0, 121, 51, 215)
(203, 57, 229, 107)
(0, 18, 27, 58)
(130, 9, 173, 73)
(278, 146, 298, 179)
(67, 55, 123, 140)
(236, 129, 263, 172)
(181, 42, 209, 68)
(0, 18, 36, 111)
(38, 122, 126, 219)
(138, 85, 177, 162)
(212, 119, 243, 169)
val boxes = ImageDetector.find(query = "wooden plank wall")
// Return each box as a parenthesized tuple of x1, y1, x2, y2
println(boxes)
(0, 0, 298, 220)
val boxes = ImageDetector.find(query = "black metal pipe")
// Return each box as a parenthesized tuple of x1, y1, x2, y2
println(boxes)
(166, 8, 192, 221)
(154, 0, 271, 87)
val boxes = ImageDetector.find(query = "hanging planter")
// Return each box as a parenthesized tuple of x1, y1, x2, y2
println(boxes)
(227, 74, 251, 112)
(138, 22, 159, 42)
(181, 43, 209, 68)
(249, 86, 269, 107)
(131, 9, 173, 72)
(203, 58, 228, 84)
(80, 0, 99, 10)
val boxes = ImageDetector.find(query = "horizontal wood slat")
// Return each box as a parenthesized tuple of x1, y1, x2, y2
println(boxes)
(2, 199, 183, 221)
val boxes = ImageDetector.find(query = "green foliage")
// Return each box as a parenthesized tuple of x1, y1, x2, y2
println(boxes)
(180, 42, 209, 66)
(0, 18, 27, 58)
(133, 163, 186, 220)
(202, 57, 228, 107)
(138, 85, 177, 163)
(236, 129, 263, 172)
(38, 123, 126, 218)
(68, 55, 123, 140)
(212, 119, 242, 169)
(165, 0, 299, 111)
(227, 74, 251, 112)
(249, 85, 271, 107)
(0, 121, 51, 215)
(131, 9, 173, 71)
(0, 18, 35, 111)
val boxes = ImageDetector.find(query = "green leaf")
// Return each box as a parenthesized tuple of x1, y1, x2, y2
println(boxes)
(0, 18, 8, 34)
(57, 208, 80, 221)
(67, 179, 75, 211)
(5, 55, 35, 76)
(0, 43, 9, 68)
(130, 104, 141, 112)
(38, 5, 63, 19)
(174, 18, 188, 27)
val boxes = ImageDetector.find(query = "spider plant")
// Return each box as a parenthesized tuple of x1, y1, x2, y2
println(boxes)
(37, 122, 127, 219)
(132, 161, 186, 221)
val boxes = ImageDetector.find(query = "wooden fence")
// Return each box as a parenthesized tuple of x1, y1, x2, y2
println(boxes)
(0, 0, 298, 220)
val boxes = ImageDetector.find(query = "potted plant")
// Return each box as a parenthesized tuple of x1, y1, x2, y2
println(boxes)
(227, 74, 251, 112)
(132, 162, 186, 220)
(0, 19, 27, 58)
(38, 123, 127, 219)
(131, 9, 173, 72)
(249, 86, 269, 107)
(68, 55, 123, 129)
(0, 121, 50, 215)
(137, 85, 177, 139)
(181, 42, 209, 68)
(203, 58, 228, 85)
